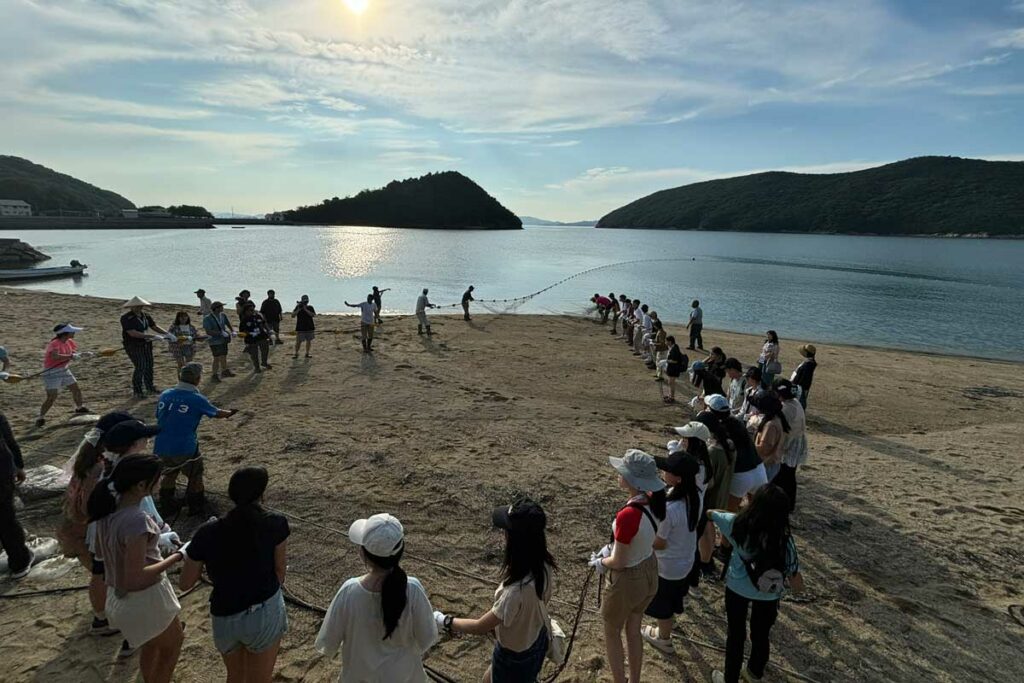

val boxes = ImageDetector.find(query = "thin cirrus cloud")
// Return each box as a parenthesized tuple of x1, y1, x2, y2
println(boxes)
(0, 0, 1021, 218)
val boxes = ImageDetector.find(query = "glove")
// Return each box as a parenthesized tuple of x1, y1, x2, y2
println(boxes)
(588, 552, 607, 575)
(79, 351, 95, 359)
(433, 610, 447, 634)
(72, 352, 82, 360)
(158, 531, 181, 554)
(0, 371, 9, 381)
(222, 330, 231, 338)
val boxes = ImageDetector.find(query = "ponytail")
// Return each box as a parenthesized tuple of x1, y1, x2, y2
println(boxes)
(364, 547, 408, 640)
(224, 466, 269, 542)
(87, 454, 162, 522)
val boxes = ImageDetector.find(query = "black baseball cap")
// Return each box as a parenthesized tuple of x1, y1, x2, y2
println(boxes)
(654, 452, 700, 478)
(492, 499, 546, 532)
(103, 420, 161, 450)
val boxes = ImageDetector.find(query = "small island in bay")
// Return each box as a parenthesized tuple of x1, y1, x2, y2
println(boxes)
(286, 171, 522, 229)
(596, 156, 1024, 237)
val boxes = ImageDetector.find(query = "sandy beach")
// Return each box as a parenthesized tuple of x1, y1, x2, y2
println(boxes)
(1, 286, 1022, 683)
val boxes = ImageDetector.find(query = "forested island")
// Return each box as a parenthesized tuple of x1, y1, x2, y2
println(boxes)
(287, 171, 522, 229)
(0, 155, 135, 213)
(596, 156, 1024, 236)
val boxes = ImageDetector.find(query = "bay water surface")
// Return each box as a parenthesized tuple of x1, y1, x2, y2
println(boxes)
(7, 225, 1023, 361)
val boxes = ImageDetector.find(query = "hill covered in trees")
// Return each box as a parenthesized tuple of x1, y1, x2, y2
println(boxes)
(288, 171, 521, 229)
(0, 155, 135, 213)
(596, 157, 1024, 236)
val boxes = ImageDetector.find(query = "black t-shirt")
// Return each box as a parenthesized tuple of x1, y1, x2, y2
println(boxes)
(240, 314, 270, 344)
(121, 312, 155, 347)
(187, 510, 290, 616)
(260, 298, 283, 322)
(294, 304, 316, 331)
(462, 290, 474, 304)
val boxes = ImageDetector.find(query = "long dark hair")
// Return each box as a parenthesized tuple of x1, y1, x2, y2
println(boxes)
(87, 454, 162, 521)
(363, 547, 408, 640)
(501, 514, 558, 601)
(699, 409, 756, 465)
(646, 488, 667, 522)
(665, 461, 700, 532)
(685, 437, 711, 485)
(751, 391, 791, 434)
(732, 485, 792, 568)
(173, 311, 191, 326)
(72, 411, 133, 481)
(766, 330, 779, 345)
(223, 466, 269, 543)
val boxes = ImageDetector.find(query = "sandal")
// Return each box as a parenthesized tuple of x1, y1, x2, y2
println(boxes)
(640, 625, 675, 654)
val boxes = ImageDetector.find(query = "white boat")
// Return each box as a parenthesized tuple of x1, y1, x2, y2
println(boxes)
(0, 262, 87, 282)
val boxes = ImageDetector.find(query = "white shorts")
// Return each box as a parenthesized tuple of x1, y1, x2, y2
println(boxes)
(42, 367, 76, 392)
(107, 575, 181, 649)
(729, 463, 768, 499)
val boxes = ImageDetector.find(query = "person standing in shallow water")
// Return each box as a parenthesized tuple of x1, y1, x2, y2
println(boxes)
(462, 286, 475, 321)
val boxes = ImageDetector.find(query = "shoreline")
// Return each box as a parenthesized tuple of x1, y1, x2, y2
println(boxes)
(5, 285, 1022, 364)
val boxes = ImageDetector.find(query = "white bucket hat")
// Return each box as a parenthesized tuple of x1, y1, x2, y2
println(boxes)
(609, 449, 666, 492)
(123, 296, 152, 308)
(349, 513, 405, 557)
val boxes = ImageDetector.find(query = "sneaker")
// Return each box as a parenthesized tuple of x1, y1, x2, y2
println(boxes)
(221, 369, 236, 378)
(10, 550, 36, 579)
(132, 391, 145, 399)
(741, 668, 762, 682)
(712, 671, 726, 683)
(640, 625, 675, 654)
(118, 640, 137, 658)
(74, 406, 91, 414)
(91, 617, 118, 636)
(262, 363, 272, 369)
(34, 417, 45, 427)
(211, 374, 221, 383)
(689, 584, 702, 600)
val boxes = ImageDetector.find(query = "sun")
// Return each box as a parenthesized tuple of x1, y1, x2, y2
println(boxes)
(342, 0, 369, 14)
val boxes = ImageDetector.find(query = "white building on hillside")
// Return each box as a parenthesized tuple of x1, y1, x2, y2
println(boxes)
(0, 199, 32, 216)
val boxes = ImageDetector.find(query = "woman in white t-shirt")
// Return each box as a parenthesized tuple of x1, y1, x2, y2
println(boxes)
(436, 499, 557, 682)
(588, 450, 666, 683)
(315, 514, 438, 683)
(641, 453, 701, 654)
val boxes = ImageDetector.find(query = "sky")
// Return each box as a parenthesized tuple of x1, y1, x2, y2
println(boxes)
(1, 1, 1022, 221)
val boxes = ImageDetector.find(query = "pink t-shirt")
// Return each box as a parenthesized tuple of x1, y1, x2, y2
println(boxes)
(43, 338, 77, 370)
(95, 505, 163, 596)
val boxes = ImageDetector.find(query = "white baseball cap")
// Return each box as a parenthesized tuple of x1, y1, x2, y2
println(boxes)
(349, 513, 405, 558)
(674, 421, 711, 442)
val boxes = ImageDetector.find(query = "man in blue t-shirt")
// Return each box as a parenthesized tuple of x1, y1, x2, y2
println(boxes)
(154, 362, 237, 515)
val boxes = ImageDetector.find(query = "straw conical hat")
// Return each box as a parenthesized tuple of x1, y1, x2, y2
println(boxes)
(122, 296, 152, 308)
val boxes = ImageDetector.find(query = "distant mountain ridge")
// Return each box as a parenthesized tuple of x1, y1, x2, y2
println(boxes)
(288, 171, 521, 229)
(520, 216, 598, 227)
(0, 155, 135, 213)
(596, 156, 1024, 236)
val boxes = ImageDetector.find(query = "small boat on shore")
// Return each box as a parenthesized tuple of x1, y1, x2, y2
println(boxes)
(0, 261, 88, 282)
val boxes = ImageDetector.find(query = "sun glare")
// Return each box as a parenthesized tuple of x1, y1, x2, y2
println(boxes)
(343, 0, 369, 14)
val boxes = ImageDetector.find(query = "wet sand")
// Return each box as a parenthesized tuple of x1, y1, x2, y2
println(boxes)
(1, 286, 1022, 682)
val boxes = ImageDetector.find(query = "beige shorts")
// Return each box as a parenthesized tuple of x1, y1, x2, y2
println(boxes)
(600, 553, 658, 627)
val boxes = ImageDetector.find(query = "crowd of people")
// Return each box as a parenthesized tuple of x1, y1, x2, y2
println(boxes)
(0, 289, 821, 683)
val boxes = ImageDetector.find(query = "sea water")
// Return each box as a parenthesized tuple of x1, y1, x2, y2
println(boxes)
(6, 225, 1023, 360)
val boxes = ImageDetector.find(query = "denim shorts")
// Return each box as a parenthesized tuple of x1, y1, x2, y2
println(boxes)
(492, 627, 548, 683)
(212, 589, 287, 654)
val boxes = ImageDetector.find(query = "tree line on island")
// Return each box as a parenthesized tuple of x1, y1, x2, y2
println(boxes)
(284, 171, 522, 229)
(3, 154, 1022, 235)
(596, 156, 1024, 237)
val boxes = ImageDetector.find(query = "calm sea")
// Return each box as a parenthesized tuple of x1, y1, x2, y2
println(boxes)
(6, 225, 1023, 361)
